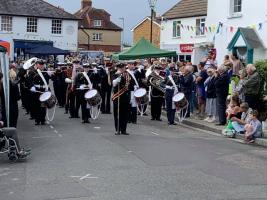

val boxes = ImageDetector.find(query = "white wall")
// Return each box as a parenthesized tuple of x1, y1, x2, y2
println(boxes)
(0, 16, 78, 59)
(160, 16, 210, 64)
(206, 0, 267, 64)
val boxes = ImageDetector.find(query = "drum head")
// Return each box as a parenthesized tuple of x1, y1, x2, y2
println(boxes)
(134, 88, 146, 98)
(39, 92, 52, 102)
(172, 93, 185, 102)
(85, 89, 98, 99)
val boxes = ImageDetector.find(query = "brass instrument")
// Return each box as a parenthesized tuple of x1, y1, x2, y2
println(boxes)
(149, 71, 166, 94)
(112, 72, 131, 101)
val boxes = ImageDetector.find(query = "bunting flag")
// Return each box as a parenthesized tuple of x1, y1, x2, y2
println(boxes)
(230, 26, 234, 32)
(205, 27, 208, 33)
(191, 26, 194, 31)
(259, 23, 263, 30)
(181, 24, 184, 29)
(209, 27, 212, 32)
(187, 25, 190, 30)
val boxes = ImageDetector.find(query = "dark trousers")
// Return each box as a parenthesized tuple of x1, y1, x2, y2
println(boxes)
(32, 93, 46, 123)
(165, 89, 176, 124)
(129, 106, 137, 123)
(75, 92, 81, 118)
(151, 96, 163, 120)
(113, 99, 129, 133)
(101, 86, 112, 113)
(217, 95, 227, 124)
(79, 91, 90, 121)
(185, 92, 191, 118)
(68, 92, 76, 117)
(245, 95, 258, 110)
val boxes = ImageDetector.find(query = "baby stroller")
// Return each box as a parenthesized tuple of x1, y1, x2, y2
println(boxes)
(0, 128, 30, 161)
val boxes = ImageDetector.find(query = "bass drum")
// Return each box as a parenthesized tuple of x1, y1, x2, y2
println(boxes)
(39, 91, 57, 109)
(85, 89, 101, 107)
(134, 88, 149, 105)
(172, 93, 188, 109)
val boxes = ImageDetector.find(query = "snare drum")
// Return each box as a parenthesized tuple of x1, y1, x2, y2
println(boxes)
(172, 93, 188, 109)
(39, 91, 57, 109)
(84, 89, 102, 107)
(134, 88, 149, 105)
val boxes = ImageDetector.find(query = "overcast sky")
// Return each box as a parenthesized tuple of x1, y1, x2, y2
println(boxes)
(45, 0, 178, 43)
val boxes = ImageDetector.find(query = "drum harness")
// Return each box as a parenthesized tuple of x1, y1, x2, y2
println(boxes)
(127, 69, 148, 116)
(168, 75, 189, 123)
(37, 69, 57, 122)
(82, 72, 102, 120)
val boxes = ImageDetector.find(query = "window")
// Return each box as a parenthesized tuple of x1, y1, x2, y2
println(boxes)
(178, 55, 191, 63)
(196, 18, 205, 36)
(93, 20, 102, 27)
(173, 21, 181, 38)
(233, 0, 242, 13)
(52, 19, 62, 34)
(1, 16, 12, 32)
(27, 17, 38, 33)
(93, 33, 102, 41)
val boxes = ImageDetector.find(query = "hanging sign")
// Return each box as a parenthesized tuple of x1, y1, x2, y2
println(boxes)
(180, 44, 194, 53)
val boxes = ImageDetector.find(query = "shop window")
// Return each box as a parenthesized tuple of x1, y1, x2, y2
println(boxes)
(179, 55, 191, 63)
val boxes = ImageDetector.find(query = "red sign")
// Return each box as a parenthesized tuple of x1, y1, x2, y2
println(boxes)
(180, 44, 194, 53)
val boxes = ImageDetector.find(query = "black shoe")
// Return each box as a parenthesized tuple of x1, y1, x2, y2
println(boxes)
(69, 116, 75, 119)
(29, 117, 34, 120)
(41, 122, 46, 125)
(156, 119, 162, 121)
(35, 122, 40, 125)
(121, 132, 130, 135)
(151, 118, 155, 121)
(75, 116, 80, 119)
(132, 122, 137, 124)
(82, 120, 90, 124)
(169, 122, 177, 125)
(215, 123, 225, 126)
(106, 112, 112, 114)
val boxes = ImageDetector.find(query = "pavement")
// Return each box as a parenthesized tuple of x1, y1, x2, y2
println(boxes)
(1, 106, 267, 199)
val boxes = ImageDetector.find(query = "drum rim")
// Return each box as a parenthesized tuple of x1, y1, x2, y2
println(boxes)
(134, 88, 147, 98)
(85, 89, 98, 99)
(39, 91, 52, 102)
(172, 93, 185, 102)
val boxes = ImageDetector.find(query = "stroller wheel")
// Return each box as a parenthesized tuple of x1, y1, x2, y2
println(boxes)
(8, 152, 18, 161)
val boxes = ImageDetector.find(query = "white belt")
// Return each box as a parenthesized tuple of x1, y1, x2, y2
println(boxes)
(34, 85, 45, 88)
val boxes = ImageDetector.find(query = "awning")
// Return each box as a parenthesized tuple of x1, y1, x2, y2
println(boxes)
(114, 38, 177, 60)
(14, 40, 53, 49)
(227, 28, 264, 50)
(0, 44, 7, 52)
(0, 40, 10, 55)
(28, 45, 70, 55)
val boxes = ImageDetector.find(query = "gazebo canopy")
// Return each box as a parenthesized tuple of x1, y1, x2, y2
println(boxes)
(0, 44, 7, 52)
(28, 45, 70, 55)
(114, 38, 177, 60)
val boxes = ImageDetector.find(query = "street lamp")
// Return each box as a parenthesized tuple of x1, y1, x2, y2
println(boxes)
(80, 25, 90, 50)
(119, 17, 125, 51)
(148, 0, 157, 43)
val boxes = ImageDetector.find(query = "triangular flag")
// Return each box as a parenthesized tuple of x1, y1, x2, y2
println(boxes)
(181, 24, 184, 29)
(230, 26, 234, 32)
(251, 24, 256, 30)
(209, 27, 212, 32)
(259, 23, 263, 30)
(187, 25, 190, 30)
(205, 27, 208, 33)
(191, 26, 194, 31)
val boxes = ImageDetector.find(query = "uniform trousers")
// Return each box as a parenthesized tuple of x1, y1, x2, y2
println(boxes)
(150, 96, 163, 120)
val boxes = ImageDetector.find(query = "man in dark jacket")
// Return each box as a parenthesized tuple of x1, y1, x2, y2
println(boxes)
(215, 65, 229, 126)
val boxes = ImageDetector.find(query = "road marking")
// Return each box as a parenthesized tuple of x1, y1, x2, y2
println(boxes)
(151, 131, 159, 136)
(49, 125, 54, 129)
(94, 127, 101, 129)
(128, 151, 133, 153)
(54, 130, 58, 134)
(8, 192, 14, 195)
(70, 174, 98, 180)
(0, 173, 10, 177)
(12, 178, 19, 181)
(58, 134, 63, 138)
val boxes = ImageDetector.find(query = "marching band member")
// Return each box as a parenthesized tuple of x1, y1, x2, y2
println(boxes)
(99, 62, 114, 114)
(147, 63, 164, 121)
(72, 60, 83, 119)
(112, 63, 131, 135)
(164, 67, 179, 125)
(64, 62, 73, 114)
(74, 63, 92, 124)
(28, 59, 50, 125)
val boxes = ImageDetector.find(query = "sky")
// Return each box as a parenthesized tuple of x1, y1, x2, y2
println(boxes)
(45, 0, 178, 43)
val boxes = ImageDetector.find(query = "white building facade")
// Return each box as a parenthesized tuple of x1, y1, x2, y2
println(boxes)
(160, 0, 210, 65)
(0, 16, 78, 60)
(206, 0, 267, 64)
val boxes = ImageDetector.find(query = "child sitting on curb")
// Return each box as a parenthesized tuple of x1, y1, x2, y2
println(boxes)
(245, 110, 263, 144)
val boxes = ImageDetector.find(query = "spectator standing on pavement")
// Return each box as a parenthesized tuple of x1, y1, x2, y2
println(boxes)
(243, 64, 261, 110)
(214, 65, 229, 126)
(204, 68, 217, 123)
(196, 62, 208, 119)
(231, 54, 244, 76)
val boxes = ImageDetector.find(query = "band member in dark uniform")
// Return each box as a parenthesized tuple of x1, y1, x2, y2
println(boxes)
(164, 68, 179, 125)
(112, 63, 131, 135)
(74, 63, 91, 123)
(147, 64, 164, 121)
(99, 62, 113, 114)
(28, 59, 50, 125)
(64, 62, 73, 114)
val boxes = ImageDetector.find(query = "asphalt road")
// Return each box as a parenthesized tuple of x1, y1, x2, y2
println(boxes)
(1, 106, 267, 200)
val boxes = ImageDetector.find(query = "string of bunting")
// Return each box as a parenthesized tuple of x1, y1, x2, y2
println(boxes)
(175, 20, 267, 34)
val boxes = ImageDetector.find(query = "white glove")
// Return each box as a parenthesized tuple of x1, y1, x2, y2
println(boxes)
(79, 85, 85, 90)
(134, 85, 138, 91)
(112, 77, 121, 87)
(47, 71, 53, 76)
(30, 86, 36, 92)
(116, 77, 121, 83)
(93, 68, 98, 74)
(139, 65, 144, 70)
(166, 85, 172, 89)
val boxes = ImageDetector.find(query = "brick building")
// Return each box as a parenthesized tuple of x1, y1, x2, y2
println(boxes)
(75, 0, 122, 56)
(131, 16, 161, 48)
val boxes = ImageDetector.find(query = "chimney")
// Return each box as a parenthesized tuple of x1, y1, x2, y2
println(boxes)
(82, 0, 92, 8)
